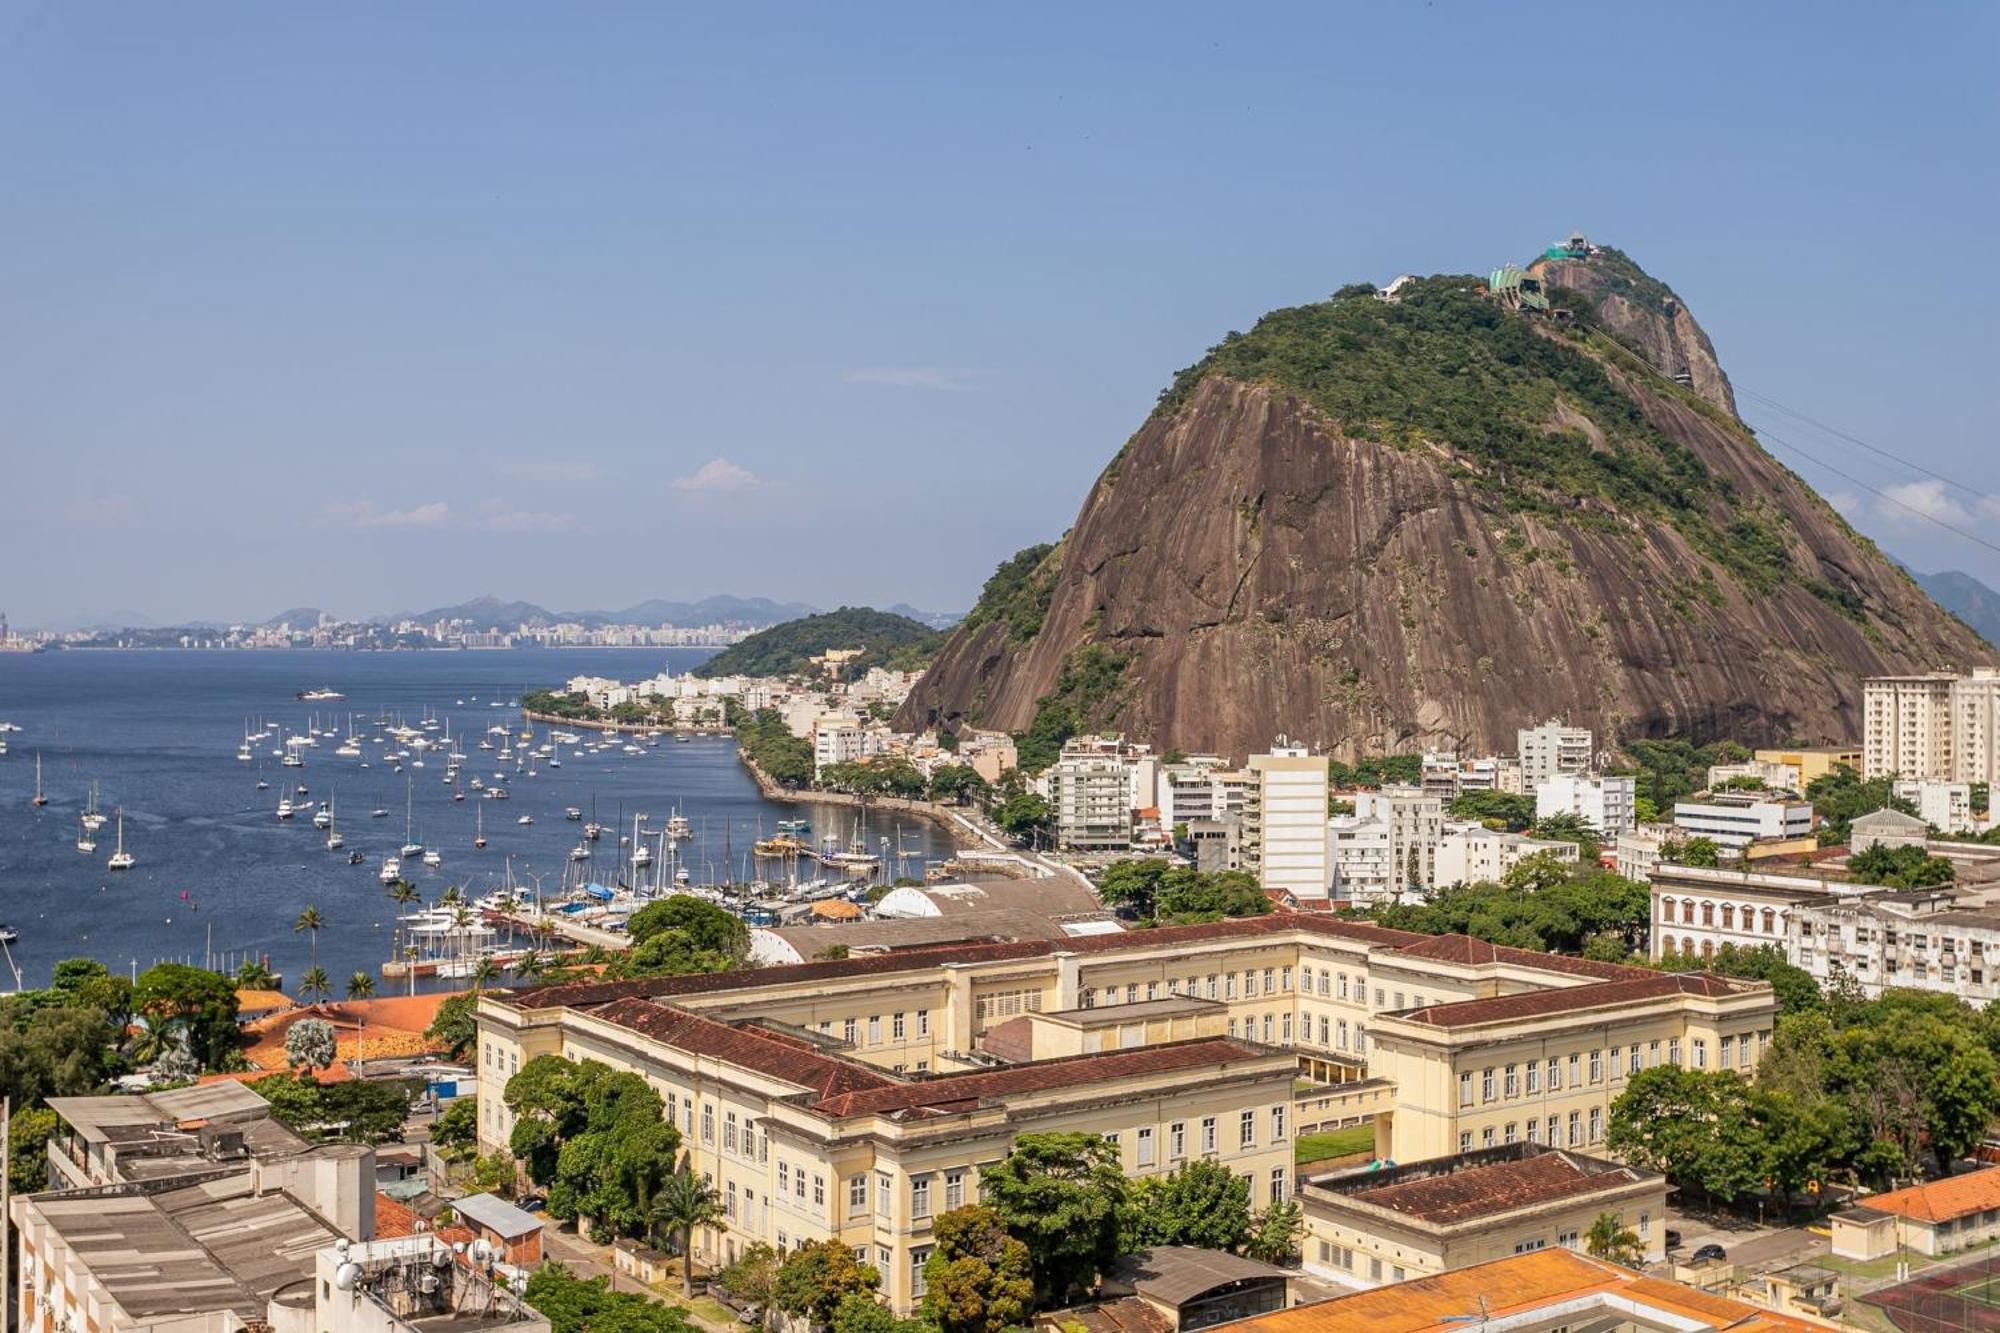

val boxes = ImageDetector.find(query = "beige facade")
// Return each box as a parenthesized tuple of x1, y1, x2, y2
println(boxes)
(1300, 1145, 1668, 1288)
(475, 915, 1777, 1312)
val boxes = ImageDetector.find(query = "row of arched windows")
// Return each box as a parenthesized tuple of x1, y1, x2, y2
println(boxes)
(1657, 897, 1781, 934)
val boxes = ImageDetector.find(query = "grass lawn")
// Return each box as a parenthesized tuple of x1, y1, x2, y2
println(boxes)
(1297, 1125, 1375, 1164)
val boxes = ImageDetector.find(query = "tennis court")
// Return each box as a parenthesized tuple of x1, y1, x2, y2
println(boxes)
(1867, 1252, 2000, 1332)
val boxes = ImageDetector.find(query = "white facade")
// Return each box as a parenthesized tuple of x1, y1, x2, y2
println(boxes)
(1864, 672, 1960, 781)
(1433, 826, 1580, 888)
(812, 712, 875, 775)
(1326, 815, 1395, 906)
(1518, 719, 1594, 789)
(1670, 793, 1814, 849)
(1649, 865, 1831, 963)
(1051, 743, 1136, 851)
(1353, 784, 1444, 891)
(1535, 775, 1637, 837)
(1895, 780, 1976, 834)
(1953, 669, 2000, 788)
(1248, 744, 1331, 897)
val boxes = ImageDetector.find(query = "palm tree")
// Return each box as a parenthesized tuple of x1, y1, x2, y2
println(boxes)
(510, 950, 545, 982)
(298, 965, 332, 1006)
(293, 905, 326, 969)
(1585, 1211, 1643, 1266)
(346, 972, 376, 1000)
(649, 1167, 724, 1296)
(469, 957, 501, 991)
(235, 958, 278, 989)
(386, 880, 420, 910)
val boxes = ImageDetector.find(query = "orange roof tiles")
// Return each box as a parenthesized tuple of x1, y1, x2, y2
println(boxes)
(1217, 1248, 1818, 1333)
(1853, 1166, 2000, 1224)
(375, 1193, 424, 1238)
(1339, 1150, 1644, 1224)
(587, 998, 899, 1102)
(813, 1038, 1266, 1118)
(1399, 972, 1751, 1028)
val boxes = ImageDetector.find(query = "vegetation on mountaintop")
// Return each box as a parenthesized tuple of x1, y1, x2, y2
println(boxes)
(1014, 644, 1132, 772)
(959, 543, 1061, 645)
(693, 607, 941, 679)
(1150, 274, 1808, 595)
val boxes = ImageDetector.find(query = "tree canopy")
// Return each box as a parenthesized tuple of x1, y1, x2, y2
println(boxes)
(978, 1132, 1128, 1304)
(694, 607, 941, 679)
(505, 1056, 682, 1240)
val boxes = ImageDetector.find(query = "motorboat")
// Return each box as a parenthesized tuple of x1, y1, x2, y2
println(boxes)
(379, 857, 402, 883)
(347, 850, 367, 865)
(422, 849, 443, 868)
(276, 798, 296, 820)
(564, 807, 582, 821)
(516, 815, 534, 826)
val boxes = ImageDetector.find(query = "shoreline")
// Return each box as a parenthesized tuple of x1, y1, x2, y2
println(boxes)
(521, 709, 731, 736)
(735, 750, 981, 848)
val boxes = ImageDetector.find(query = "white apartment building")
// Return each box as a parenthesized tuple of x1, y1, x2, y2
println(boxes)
(1247, 743, 1332, 898)
(1650, 864, 1836, 963)
(812, 712, 877, 776)
(1051, 738, 1138, 851)
(1864, 672, 1961, 781)
(1433, 826, 1580, 888)
(1792, 894, 2000, 1004)
(1954, 669, 2000, 788)
(1354, 784, 1445, 891)
(1518, 719, 1594, 790)
(1157, 757, 1236, 827)
(1613, 828, 1673, 883)
(1536, 775, 1637, 837)
(1670, 792, 1814, 849)
(1458, 755, 1526, 795)
(1326, 815, 1395, 906)
(1706, 760, 1801, 792)
(1894, 780, 1976, 834)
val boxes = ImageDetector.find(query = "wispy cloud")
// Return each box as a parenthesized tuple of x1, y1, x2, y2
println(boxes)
(479, 502, 580, 533)
(842, 367, 984, 392)
(671, 458, 762, 494)
(499, 459, 601, 484)
(323, 500, 452, 529)
(66, 494, 136, 525)
(1875, 481, 2000, 528)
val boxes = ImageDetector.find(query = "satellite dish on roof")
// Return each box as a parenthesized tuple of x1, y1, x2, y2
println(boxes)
(469, 1238, 495, 1264)
(334, 1262, 361, 1291)
(334, 1238, 350, 1259)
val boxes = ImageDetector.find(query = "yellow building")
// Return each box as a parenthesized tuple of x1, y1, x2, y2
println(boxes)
(475, 915, 1778, 1313)
(1755, 745, 1862, 789)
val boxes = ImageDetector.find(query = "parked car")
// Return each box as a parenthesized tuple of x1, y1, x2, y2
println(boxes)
(1664, 1228, 1683, 1249)
(516, 1194, 547, 1214)
(1691, 1243, 1727, 1263)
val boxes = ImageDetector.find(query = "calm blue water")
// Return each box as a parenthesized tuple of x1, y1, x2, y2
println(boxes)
(0, 649, 954, 989)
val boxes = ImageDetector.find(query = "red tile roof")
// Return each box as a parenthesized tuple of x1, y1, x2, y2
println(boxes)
(375, 1192, 425, 1238)
(587, 998, 898, 1101)
(1399, 973, 1754, 1028)
(1340, 1151, 1644, 1224)
(813, 1038, 1267, 1118)
(1852, 1167, 2000, 1224)
(1389, 934, 1646, 980)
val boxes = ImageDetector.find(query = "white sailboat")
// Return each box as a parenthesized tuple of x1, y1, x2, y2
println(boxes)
(399, 774, 423, 858)
(31, 752, 48, 807)
(325, 792, 343, 850)
(107, 808, 134, 871)
(75, 815, 96, 855)
(81, 781, 106, 832)
(474, 804, 487, 849)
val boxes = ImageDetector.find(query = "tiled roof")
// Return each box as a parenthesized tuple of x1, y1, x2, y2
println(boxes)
(587, 998, 898, 1101)
(1037, 1296, 1173, 1333)
(1399, 973, 1753, 1028)
(1389, 934, 1645, 980)
(375, 1192, 424, 1238)
(812, 1038, 1266, 1118)
(1852, 1167, 2000, 1224)
(1340, 1151, 1642, 1224)
(1213, 1248, 1819, 1333)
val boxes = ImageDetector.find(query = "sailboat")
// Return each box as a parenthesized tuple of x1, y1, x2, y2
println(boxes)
(399, 774, 423, 858)
(325, 791, 343, 850)
(81, 781, 106, 832)
(107, 808, 134, 871)
(474, 804, 487, 850)
(75, 815, 96, 855)
(31, 753, 47, 807)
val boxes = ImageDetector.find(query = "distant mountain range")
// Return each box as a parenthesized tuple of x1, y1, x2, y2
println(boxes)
(1910, 569, 2000, 646)
(332, 593, 962, 632)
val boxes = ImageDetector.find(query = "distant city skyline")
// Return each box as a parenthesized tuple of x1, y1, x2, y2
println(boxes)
(3, 4, 1995, 625)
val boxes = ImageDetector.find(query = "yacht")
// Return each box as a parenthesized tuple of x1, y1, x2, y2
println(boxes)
(312, 806, 333, 830)
(564, 807, 583, 821)
(347, 849, 367, 865)
(398, 776, 422, 857)
(0, 925, 20, 944)
(276, 797, 296, 820)
(379, 856, 402, 884)
(81, 783, 106, 832)
(256, 778, 271, 790)
(75, 816, 96, 854)
(236, 743, 253, 762)
(674, 865, 691, 886)
(569, 843, 590, 862)
(107, 809, 134, 871)
(666, 813, 692, 840)
(516, 814, 534, 826)
(296, 687, 343, 701)
(422, 849, 443, 869)
(325, 794, 343, 850)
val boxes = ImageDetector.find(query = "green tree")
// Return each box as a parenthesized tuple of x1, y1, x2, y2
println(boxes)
(7, 1106, 58, 1194)
(774, 1238, 881, 1326)
(0, 999, 120, 1102)
(427, 991, 479, 1060)
(1584, 1212, 1642, 1265)
(1847, 844, 1956, 888)
(627, 895, 752, 962)
(1096, 860, 1169, 919)
(235, 959, 278, 988)
(1447, 790, 1536, 832)
(432, 1096, 481, 1161)
(1244, 1200, 1304, 1264)
(717, 1243, 780, 1329)
(1657, 944, 1821, 1016)
(284, 1017, 338, 1074)
(1806, 767, 1914, 845)
(294, 905, 326, 969)
(992, 792, 1051, 841)
(922, 1206, 1035, 1333)
(1155, 868, 1270, 925)
(829, 1295, 927, 1333)
(1607, 1066, 1763, 1204)
(650, 1167, 725, 1296)
(928, 765, 989, 806)
(297, 965, 332, 1006)
(523, 1262, 695, 1333)
(507, 1056, 682, 1240)
(132, 962, 240, 1070)
(980, 1131, 1128, 1304)
(1123, 1159, 1251, 1252)
(346, 972, 376, 1000)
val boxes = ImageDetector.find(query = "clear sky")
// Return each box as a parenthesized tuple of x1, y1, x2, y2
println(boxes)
(3, 2, 1995, 628)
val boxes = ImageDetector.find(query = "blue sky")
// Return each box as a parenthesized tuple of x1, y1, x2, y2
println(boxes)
(2, 2, 1995, 627)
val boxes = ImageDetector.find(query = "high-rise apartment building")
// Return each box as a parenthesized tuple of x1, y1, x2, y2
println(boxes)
(1517, 719, 1594, 789)
(1247, 743, 1331, 898)
(1354, 784, 1444, 891)
(1536, 775, 1638, 837)
(1050, 736, 1140, 851)
(1864, 669, 2000, 785)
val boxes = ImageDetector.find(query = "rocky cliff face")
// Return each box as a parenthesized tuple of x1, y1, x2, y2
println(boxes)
(900, 253, 1991, 762)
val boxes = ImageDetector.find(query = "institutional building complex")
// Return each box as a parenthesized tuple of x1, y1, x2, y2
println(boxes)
(476, 914, 1778, 1313)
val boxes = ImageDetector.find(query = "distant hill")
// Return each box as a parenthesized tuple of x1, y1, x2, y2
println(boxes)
(1913, 569, 2000, 646)
(396, 595, 561, 628)
(262, 606, 328, 628)
(594, 596, 819, 628)
(693, 607, 943, 679)
(884, 603, 964, 630)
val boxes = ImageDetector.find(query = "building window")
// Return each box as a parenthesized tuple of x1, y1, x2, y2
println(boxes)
(912, 1176, 931, 1219)
(1170, 1123, 1186, 1160)
(726, 1181, 738, 1219)
(1207, 975, 1218, 999)
(1282, 1013, 1293, 1045)
(1559, 1230, 1579, 1250)
(1629, 1044, 1641, 1076)
(911, 1246, 933, 1299)
(1262, 1014, 1274, 1044)
(814, 1175, 826, 1208)
(1568, 1053, 1581, 1087)
(877, 1173, 892, 1217)
(1458, 1072, 1474, 1107)
(1137, 1127, 1155, 1167)
(778, 1162, 790, 1196)
(1338, 973, 1350, 1000)
(1547, 1058, 1562, 1091)
(1525, 1063, 1540, 1095)
(1588, 1050, 1602, 1084)
(1589, 1106, 1603, 1143)
(1338, 1020, 1350, 1050)
(725, 1111, 738, 1153)
(843, 1018, 858, 1045)
(1694, 1038, 1708, 1069)
(1272, 1105, 1287, 1141)
(1567, 1112, 1581, 1147)
(1526, 1119, 1540, 1145)
(1264, 968, 1276, 994)
(893, 1012, 906, 1040)
(1227, 974, 1239, 999)
(1202, 1117, 1217, 1154)
(1319, 1016, 1330, 1046)
(1374, 987, 1386, 1008)
(1271, 1166, 1288, 1203)
(849, 1175, 868, 1217)
(1638, 1210, 1650, 1237)
(1720, 1035, 1735, 1069)
(1459, 1131, 1472, 1152)
(868, 1015, 882, 1044)
(701, 1103, 714, 1145)
(944, 1171, 964, 1210)
(1504, 1064, 1519, 1098)
(1283, 967, 1293, 992)
(1669, 1038, 1682, 1066)
(1481, 1126, 1496, 1148)
(1240, 1110, 1256, 1148)
(1127, 984, 1139, 1004)
(1482, 1068, 1495, 1102)
(1505, 1121, 1518, 1144)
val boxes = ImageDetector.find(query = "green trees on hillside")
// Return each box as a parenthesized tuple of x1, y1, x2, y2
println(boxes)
(694, 608, 941, 679)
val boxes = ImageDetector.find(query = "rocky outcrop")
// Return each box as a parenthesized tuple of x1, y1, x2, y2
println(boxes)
(1531, 247, 1738, 418)
(900, 253, 1991, 761)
